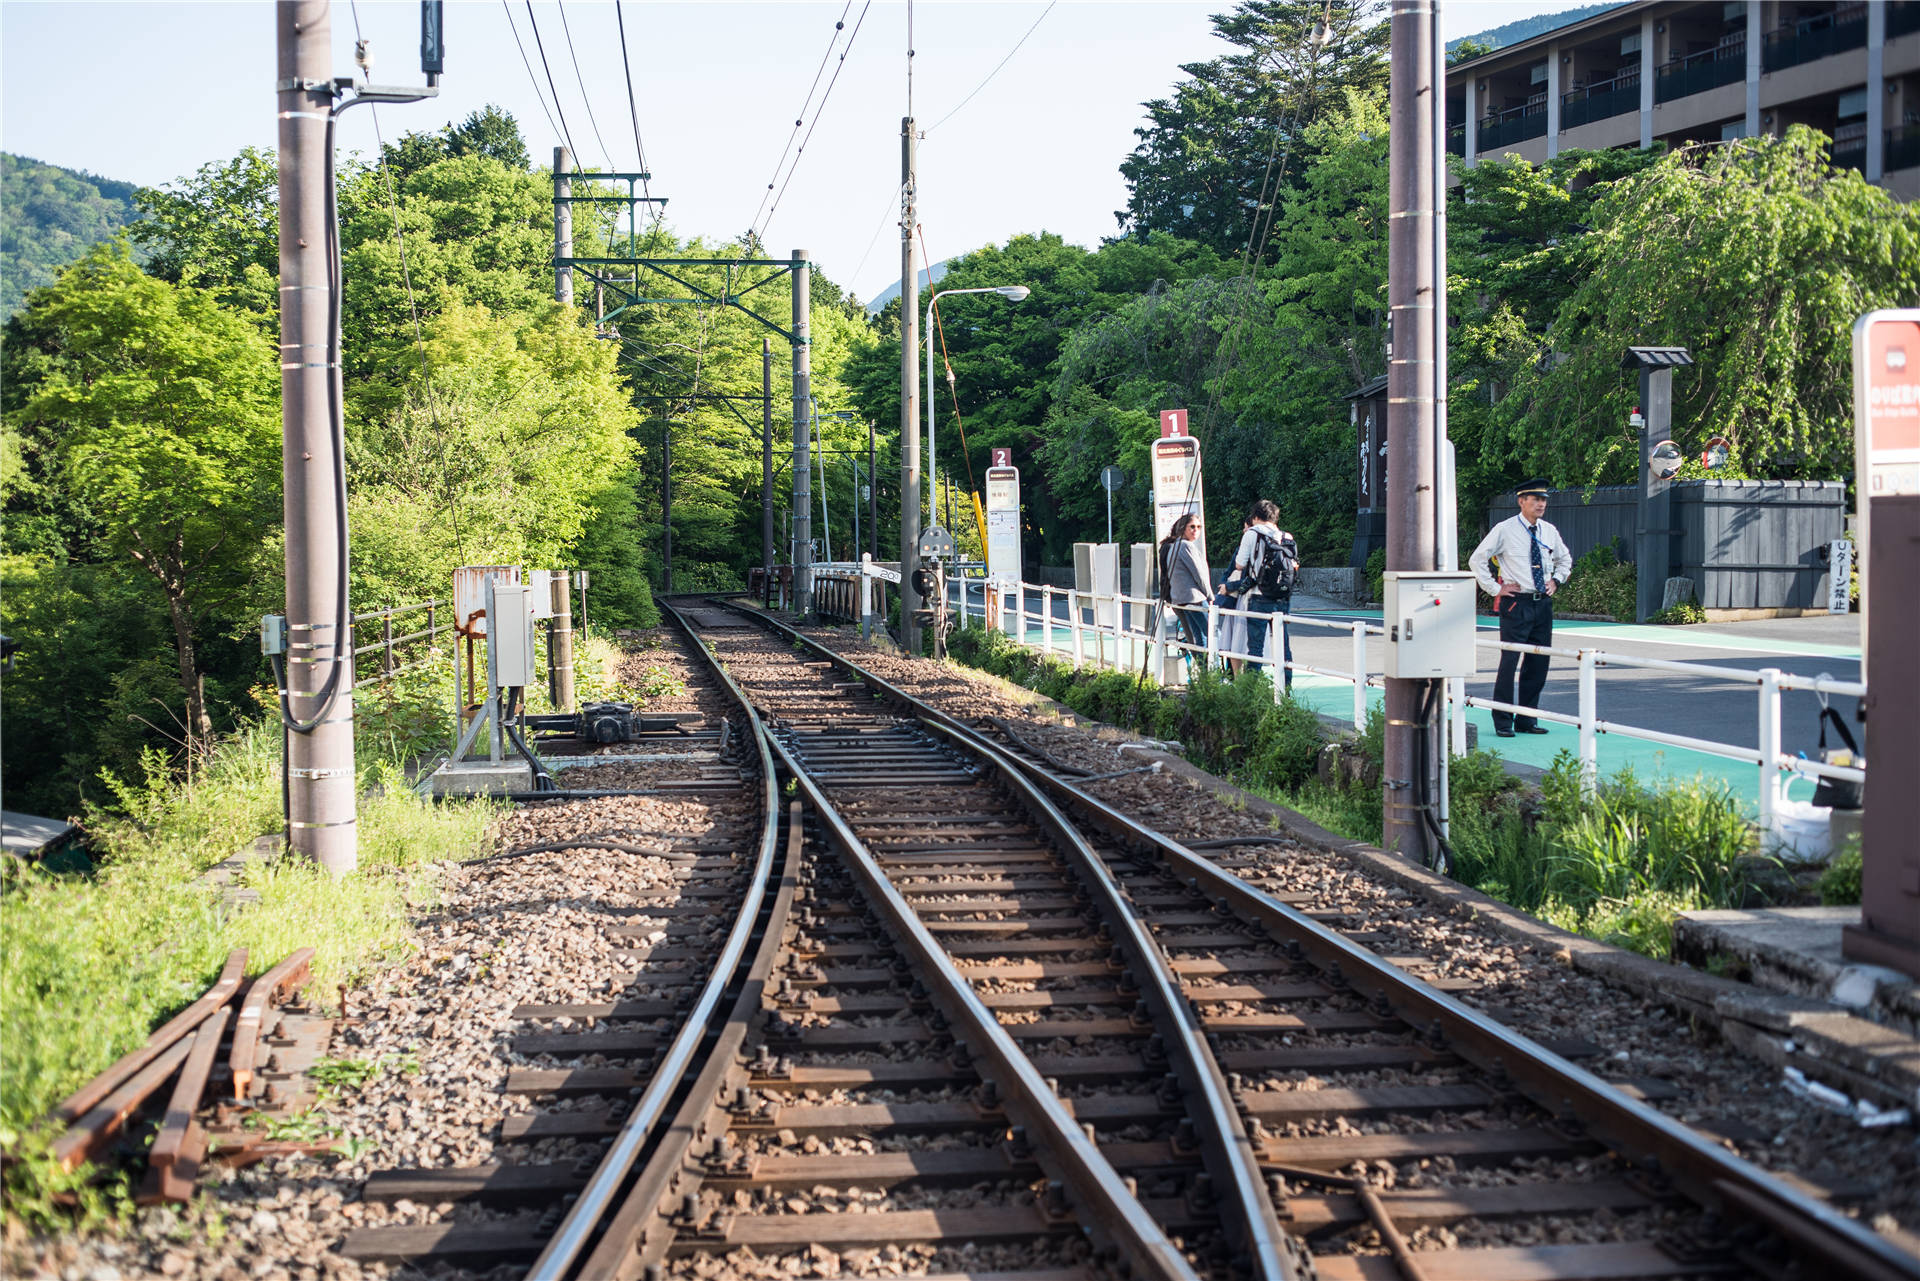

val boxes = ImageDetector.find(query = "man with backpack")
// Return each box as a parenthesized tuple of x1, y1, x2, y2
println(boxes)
(1223, 499, 1298, 688)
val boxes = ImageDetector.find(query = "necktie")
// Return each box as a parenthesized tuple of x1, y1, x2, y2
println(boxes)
(1528, 523, 1546, 593)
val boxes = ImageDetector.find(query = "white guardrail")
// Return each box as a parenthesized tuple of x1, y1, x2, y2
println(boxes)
(809, 560, 1865, 835)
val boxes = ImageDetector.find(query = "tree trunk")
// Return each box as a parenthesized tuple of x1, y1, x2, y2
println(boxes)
(164, 586, 212, 750)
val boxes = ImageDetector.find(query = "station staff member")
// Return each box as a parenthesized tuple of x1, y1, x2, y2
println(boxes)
(1469, 479, 1573, 737)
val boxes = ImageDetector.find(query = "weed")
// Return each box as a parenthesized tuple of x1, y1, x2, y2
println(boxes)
(1819, 834, 1863, 905)
(332, 1135, 378, 1161)
(308, 1058, 380, 1092)
(243, 1107, 335, 1144)
(1649, 600, 1708, 625)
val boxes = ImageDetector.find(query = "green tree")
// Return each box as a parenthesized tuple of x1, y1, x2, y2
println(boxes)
(11, 245, 280, 744)
(0, 154, 141, 318)
(1118, 0, 1388, 248)
(1487, 129, 1920, 486)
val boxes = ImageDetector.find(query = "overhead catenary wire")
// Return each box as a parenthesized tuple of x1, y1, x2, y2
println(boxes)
(924, 1, 1057, 134)
(555, 0, 615, 172)
(745, 1, 852, 239)
(748, 0, 879, 247)
(523, 0, 584, 171)
(612, 0, 653, 195)
(500, 0, 567, 158)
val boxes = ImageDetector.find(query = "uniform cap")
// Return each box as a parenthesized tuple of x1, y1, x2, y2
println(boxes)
(1515, 478, 1552, 498)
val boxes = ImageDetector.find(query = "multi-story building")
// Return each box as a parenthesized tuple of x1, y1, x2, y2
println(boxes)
(1447, 0, 1920, 198)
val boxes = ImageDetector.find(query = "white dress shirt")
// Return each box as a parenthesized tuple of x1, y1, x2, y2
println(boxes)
(1469, 514, 1573, 596)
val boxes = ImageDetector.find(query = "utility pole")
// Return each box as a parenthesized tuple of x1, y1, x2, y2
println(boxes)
(277, 0, 356, 874)
(899, 117, 923, 651)
(661, 417, 673, 593)
(547, 572, 575, 711)
(762, 338, 775, 593)
(1383, 0, 1440, 864)
(791, 249, 813, 618)
(553, 146, 573, 306)
(868, 417, 879, 561)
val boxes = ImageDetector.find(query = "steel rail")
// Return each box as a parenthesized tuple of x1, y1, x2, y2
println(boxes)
(524, 600, 783, 1281)
(736, 607, 1920, 1281)
(574, 800, 804, 1279)
(761, 725, 1204, 1281)
(724, 603, 1299, 1279)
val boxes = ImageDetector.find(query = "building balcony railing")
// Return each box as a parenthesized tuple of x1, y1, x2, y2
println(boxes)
(1891, 2, 1920, 39)
(1447, 123, 1466, 155)
(1478, 103, 1548, 151)
(1562, 73, 1641, 127)
(1654, 40, 1746, 103)
(1832, 138, 1868, 171)
(1762, 9, 1867, 72)
(1888, 124, 1920, 172)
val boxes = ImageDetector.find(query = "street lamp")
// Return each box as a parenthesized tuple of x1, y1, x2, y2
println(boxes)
(925, 285, 1030, 528)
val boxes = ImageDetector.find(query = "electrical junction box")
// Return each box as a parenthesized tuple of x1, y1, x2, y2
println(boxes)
(489, 584, 539, 687)
(1383, 571, 1478, 678)
(524, 569, 557, 620)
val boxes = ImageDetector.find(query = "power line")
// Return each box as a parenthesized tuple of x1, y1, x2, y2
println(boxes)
(757, 0, 874, 244)
(849, 183, 904, 296)
(925, 1, 1056, 134)
(745, 1, 854, 240)
(613, 1, 653, 194)
(555, 0, 615, 172)
(500, 0, 566, 154)
(523, 0, 583, 171)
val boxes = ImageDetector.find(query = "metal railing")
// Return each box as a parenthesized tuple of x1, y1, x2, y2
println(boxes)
(1477, 102, 1548, 151)
(349, 599, 448, 689)
(1885, 124, 1920, 173)
(1561, 72, 1640, 127)
(1655, 40, 1746, 103)
(1762, 9, 1867, 71)
(963, 576, 1865, 836)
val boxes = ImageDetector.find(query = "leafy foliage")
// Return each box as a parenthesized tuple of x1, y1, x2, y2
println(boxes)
(0, 154, 140, 318)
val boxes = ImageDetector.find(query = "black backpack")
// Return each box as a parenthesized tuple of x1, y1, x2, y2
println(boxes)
(1252, 529, 1299, 601)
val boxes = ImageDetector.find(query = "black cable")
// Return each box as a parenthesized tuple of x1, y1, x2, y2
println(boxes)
(555, 0, 614, 172)
(612, 0, 652, 192)
(524, 0, 583, 170)
(758, 0, 874, 245)
(501, 686, 559, 791)
(1416, 677, 1456, 876)
(501, 0, 567, 153)
(273, 108, 357, 738)
(746, 1, 853, 240)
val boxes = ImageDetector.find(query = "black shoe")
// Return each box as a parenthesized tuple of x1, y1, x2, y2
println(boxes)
(1518, 725, 1549, 735)
(1494, 727, 1515, 738)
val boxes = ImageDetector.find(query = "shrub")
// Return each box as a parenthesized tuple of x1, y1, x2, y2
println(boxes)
(1553, 543, 1635, 620)
(1364, 547, 1385, 603)
(1819, 835, 1862, 905)
(1649, 600, 1707, 624)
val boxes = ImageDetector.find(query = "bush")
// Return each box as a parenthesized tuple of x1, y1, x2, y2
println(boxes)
(1553, 543, 1635, 620)
(1649, 600, 1706, 625)
(1364, 547, 1385, 603)
(1819, 836, 1862, 905)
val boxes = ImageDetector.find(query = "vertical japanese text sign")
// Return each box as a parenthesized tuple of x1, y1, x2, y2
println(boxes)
(985, 447, 1022, 586)
(1851, 309, 1920, 665)
(1152, 409, 1204, 566)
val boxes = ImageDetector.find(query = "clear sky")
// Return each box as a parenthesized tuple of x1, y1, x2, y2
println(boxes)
(2, 1, 1589, 304)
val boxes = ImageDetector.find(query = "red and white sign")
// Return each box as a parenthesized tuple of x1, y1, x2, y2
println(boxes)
(1159, 408, 1188, 438)
(990, 447, 1012, 468)
(1855, 310, 1920, 498)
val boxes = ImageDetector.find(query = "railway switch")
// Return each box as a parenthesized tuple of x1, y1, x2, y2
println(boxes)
(525, 702, 688, 743)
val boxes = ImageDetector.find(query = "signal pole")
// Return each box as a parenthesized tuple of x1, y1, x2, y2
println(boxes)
(1383, 0, 1440, 864)
(791, 249, 813, 618)
(277, 0, 356, 874)
(900, 117, 923, 652)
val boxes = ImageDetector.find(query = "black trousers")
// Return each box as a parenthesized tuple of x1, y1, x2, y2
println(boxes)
(1493, 593, 1553, 731)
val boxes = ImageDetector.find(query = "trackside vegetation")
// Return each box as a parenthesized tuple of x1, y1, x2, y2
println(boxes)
(946, 625, 1776, 961)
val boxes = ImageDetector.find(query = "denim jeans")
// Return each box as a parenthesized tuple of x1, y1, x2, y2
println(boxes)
(1244, 596, 1291, 689)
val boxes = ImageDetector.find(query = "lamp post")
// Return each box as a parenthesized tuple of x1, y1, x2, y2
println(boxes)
(925, 285, 1030, 526)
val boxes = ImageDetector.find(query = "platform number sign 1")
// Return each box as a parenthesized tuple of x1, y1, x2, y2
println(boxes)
(985, 448, 1021, 586)
(1151, 409, 1204, 565)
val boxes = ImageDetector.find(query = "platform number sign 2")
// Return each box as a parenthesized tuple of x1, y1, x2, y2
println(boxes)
(985, 449, 1021, 586)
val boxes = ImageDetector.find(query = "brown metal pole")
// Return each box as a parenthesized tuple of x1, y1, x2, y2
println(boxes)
(1383, 0, 1438, 864)
(278, 0, 356, 874)
(792, 251, 813, 618)
(900, 117, 923, 652)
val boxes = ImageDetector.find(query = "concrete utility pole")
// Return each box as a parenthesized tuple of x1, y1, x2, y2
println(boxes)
(762, 338, 775, 592)
(277, 0, 356, 874)
(899, 117, 923, 652)
(1383, 0, 1440, 864)
(553, 146, 573, 306)
(661, 418, 673, 593)
(791, 249, 813, 618)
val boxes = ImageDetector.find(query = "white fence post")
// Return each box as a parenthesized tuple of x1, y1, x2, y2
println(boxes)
(1269, 612, 1282, 699)
(1449, 677, 1467, 757)
(1758, 667, 1782, 835)
(1577, 649, 1599, 797)
(1042, 585, 1054, 657)
(1351, 622, 1368, 728)
(1071, 592, 1084, 668)
(1204, 600, 1218, 673)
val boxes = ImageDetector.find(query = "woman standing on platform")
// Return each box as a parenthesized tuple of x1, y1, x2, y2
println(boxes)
(1159, 512, 1212, 661)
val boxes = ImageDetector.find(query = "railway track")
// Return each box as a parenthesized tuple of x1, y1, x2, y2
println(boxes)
(346, 597, 1917, 1281)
